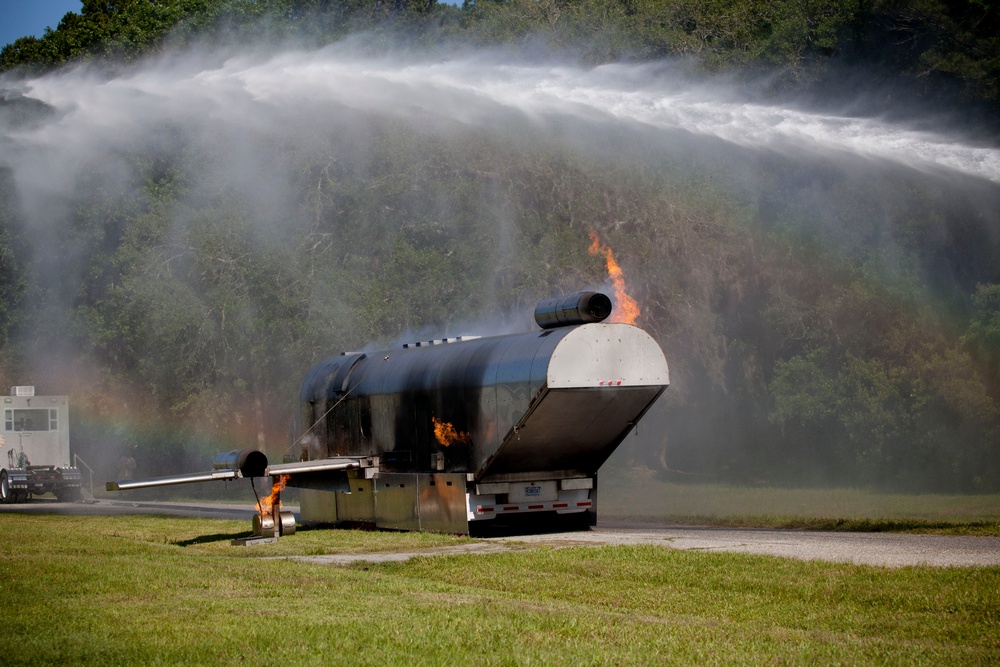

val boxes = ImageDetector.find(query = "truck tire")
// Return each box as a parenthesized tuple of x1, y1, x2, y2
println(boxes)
(56, 487, 81, 502)
(0, 470, 9, 504)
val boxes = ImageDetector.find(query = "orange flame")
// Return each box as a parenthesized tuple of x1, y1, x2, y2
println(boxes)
(256, 474, 289, 516)
(588, 231, 641, 325)
(432, 416, 471, 447)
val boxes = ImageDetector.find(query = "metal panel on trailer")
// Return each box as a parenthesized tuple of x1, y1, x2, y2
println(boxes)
(547, 324, 670, 388)
(417, 473, 469, 533)
(300, 488, 338, 523)
(374, 473, 420, 531)
(485, 385, 663, 477)
(336, 475, 376, 523)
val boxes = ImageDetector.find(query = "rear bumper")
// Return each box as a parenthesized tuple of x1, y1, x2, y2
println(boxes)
(25, 467, 82, 492)
(471, 497, 593, 518)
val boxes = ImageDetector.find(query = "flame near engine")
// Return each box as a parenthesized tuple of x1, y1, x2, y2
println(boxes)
(588, 232, 641, 325)
(256, 474, 290, 516)
(432, 417, 471, 447)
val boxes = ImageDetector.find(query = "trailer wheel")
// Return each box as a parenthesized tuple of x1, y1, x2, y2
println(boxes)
(0, 471, 9, 504)
(56, 487, 81, 502)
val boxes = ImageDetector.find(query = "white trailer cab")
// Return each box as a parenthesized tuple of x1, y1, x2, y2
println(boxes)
(1, 386, 81, 502)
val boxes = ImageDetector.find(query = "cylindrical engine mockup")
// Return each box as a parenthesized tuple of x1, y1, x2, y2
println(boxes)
(533, 291, 612, 329)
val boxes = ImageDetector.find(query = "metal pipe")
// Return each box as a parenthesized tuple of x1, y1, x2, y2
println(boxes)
(106, 469, 239, 491)
(105, 449, 269, 492)
(74, 453, 94, 498)
(212, 449, 268, 477)
(534, 292, 612, 329)
(265, 458, 372, 476)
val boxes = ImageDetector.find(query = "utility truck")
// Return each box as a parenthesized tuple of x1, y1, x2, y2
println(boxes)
(1, 386, 81, 502)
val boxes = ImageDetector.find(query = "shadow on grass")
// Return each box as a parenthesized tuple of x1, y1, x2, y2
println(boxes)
(174, 532, 250, 546)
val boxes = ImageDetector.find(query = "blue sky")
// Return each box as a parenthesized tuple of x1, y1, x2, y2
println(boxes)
(1, 0, 82, 48)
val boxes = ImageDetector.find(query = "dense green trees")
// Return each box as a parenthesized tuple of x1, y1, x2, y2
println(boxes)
(1, 0, 212, 69)
(1, 0, 998, 490)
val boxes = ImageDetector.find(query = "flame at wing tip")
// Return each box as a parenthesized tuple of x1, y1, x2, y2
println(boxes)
(588, 231, 641, 326)
(256, 473, 290, 515)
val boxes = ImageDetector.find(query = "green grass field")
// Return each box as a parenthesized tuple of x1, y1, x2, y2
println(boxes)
(599, 468, 1000, 534)
(1, 513, 997, 665)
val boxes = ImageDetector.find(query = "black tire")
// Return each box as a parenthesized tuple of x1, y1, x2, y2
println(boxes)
(56, 487, 82, 502)
(0, 470, 9, 504)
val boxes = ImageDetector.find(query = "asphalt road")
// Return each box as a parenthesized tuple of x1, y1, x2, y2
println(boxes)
(0, 497, 256, 521)
(504, 525, 1000, 568)
(3, 499, 998, 568)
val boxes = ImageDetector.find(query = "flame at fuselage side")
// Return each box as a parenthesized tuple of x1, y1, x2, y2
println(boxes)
(432, 416, 471, 447)
(256, 474, 289, 516)
(588, 232, 641, 325)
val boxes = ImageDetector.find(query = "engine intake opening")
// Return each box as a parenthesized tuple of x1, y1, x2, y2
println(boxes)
(534, 292, 612, 329)
(212, 449, 268, 478)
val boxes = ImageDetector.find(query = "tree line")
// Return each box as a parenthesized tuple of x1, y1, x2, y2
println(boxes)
(0, 0, 998, 491)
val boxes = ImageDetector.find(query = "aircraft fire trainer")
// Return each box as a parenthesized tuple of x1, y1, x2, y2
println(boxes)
(108, 292, 669, 538)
